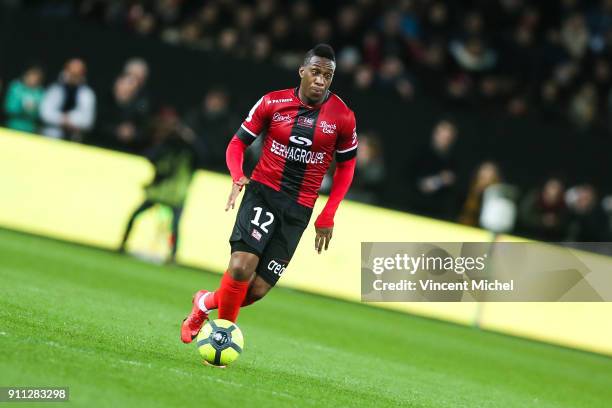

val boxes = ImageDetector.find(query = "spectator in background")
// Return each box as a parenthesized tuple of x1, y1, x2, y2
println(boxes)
(337, 46, 361, 74)
(124, 58, 149, 87)
(128, 3, 157, 36)
(449, 37, 497, 73)
(335, 5, 363, 51)
(569, 82, 598, 130)
(377, 56, 415, 100)
(539, 79, 563, 120)
(519, 177, 569, 241)
(353, 64, 375, 91)
(377, 9, 409, 60)
(289, 0, 313, 52)
(119, 107, 206, 263)
(251, 34, 272, 62)
(408, 120, 458, 220)
(96, 73, 149, 153)
(560, 13, 589, 59)
(586, 0, 612, 40)
(3, 65, 45, 133)
(321, 131, 386, 205)
(183, 87, 236, 171)
(40, 58, 96, 141)
(565, 184, 611, 241)
(123, 58, 150, 109)
(346, 132, 386, 205)
(269, 14, 291, 52)
(458, 161, 501, 227)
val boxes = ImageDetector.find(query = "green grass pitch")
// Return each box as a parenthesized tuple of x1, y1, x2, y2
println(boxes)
(0, 228, 610, 407)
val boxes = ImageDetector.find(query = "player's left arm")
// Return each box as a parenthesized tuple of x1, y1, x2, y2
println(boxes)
(314, 110, 358, 254)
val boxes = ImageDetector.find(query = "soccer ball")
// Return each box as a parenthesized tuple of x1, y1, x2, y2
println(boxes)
(196, 319, 244, 367)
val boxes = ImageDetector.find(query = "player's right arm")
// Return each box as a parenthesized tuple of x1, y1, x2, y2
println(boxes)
(225, 137, 250, 211)
(225, 95, 270, 211)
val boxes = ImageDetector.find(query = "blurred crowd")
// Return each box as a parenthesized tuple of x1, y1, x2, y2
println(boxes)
(405, 120, 612, 243)
(25, 0, 612, 132)
(3, 0, 612, 244)
(1, 57, 235, 167)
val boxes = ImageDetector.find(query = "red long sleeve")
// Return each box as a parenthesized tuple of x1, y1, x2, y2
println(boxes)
(226, 135, 248, 183)
(315, 158, 357, 228)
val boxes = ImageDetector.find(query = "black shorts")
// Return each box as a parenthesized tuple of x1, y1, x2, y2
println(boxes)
(229, 180, 312, 286)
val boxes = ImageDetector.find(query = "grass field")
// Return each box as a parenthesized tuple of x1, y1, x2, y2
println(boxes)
(1, 228, 611, 407)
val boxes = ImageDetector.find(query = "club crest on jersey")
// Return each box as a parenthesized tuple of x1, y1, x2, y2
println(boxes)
(272, 112, 292, 122)
(297, 116, 315, 128)
(319, 121, 337, 134)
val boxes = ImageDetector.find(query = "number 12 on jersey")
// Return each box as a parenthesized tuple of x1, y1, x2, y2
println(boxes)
(251, 207, 274, 233)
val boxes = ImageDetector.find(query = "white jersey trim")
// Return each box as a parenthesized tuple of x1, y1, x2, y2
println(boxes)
(336, 144, 358, 154)
(241, 124, 257, 137)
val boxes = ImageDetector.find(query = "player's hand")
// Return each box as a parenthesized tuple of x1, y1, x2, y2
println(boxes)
(225, 176, 250, 211)
(315, 226, 333, 254)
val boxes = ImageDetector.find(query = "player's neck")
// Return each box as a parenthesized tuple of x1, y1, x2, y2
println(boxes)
(297, 87, 325, 107)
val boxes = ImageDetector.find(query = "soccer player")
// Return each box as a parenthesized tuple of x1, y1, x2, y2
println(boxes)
(181, 44, 358, 343)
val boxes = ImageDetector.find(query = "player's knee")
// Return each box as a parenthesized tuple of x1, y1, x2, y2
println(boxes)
(228, 262, 252, 280)
(228, 253, 258, 280)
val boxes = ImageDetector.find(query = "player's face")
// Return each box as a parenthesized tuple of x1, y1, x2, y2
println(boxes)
(299, 56, 335, 104)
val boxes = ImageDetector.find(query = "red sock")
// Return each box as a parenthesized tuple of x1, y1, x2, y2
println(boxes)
(217, 271, 250, 322)
(204, 290, 256, 310)
(204, 291, 218, 310)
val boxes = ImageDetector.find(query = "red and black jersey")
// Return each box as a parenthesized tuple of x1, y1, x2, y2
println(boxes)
(235, 88, 358, 208)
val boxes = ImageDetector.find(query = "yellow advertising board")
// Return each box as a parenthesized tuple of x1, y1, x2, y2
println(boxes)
(1, 128, 610, 356)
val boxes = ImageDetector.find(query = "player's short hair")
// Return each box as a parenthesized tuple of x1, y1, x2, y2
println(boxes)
(303, 44, 336, 66)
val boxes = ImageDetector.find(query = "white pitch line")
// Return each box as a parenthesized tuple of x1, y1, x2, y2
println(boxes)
(118, 359, 152, 368)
